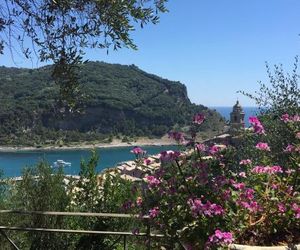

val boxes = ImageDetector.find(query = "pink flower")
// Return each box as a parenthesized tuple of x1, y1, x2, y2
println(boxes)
(168, 131, 185, 143)
(146, 175, 161, 188)
(291, 203, 300, 219)
(210, 203, 225, 215)
(281, 114, 290, 123)
(195, 143, 206, 152)
(131, 146, 146, 156)
(255, 142, 270, 151)
(249, 116, 259, 123)
(149, 207, 160, 218)
(159, 150, 180, 163)
(144, 158, 152, 165)
(238, 172, 247, 178)
(271, 165, 284, 173)
(209, 145, 226, 155)
(281, 114, 300, 123)
(248, 201, 260, 213)
(249, 116, 265, 134)
(206, 230, 234, 248)
(293, 115, 300, 122)
(222, 189, 232, 200)
(284, 144, 295, 153)
(193, 113, 205, 125)
(239, 159, 252, 165)
(252, 165, 283, 174)
(296, 132, 300, 139)
(233, 182, 245, 190)
(277, 203, 286, 213)
(188, 198, 224, 218)
(239, 201, 260, 213)
(285, 169, 295, 175)
(239, 188, 255, 200)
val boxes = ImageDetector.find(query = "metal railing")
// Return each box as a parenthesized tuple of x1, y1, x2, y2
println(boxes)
(0, 210, 165, 250)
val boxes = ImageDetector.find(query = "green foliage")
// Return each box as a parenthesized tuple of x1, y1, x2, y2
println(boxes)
(0, 62, 225, 146)
(239, 58, 300, 166)
(69, 150, 143, 249)
(241, 58, 300, 112)
(5, 162, 72, 249)
(0, 0, 168, 108)
(0, 0, 168, 59)
(0, 151, 148, 249)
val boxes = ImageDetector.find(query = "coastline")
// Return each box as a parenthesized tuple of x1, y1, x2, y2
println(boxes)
(0, 137, 175, 152)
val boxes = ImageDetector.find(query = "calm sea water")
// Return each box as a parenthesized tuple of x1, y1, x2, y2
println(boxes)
(0, 145, 177, 178)
(0, 107, 259, 178)
(210, 106, 259, 127)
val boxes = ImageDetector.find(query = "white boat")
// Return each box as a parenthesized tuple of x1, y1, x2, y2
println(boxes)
(52, 160, 72, 168)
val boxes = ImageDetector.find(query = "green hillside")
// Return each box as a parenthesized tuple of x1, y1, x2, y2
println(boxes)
(0, 61, 225, 146)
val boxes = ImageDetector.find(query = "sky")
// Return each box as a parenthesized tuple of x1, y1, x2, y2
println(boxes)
(1, 0, 300, 107)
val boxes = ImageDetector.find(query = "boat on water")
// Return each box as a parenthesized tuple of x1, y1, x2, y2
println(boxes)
(51, 160, 72, 168)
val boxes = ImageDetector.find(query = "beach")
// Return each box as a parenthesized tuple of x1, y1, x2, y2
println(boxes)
(0, 136, 175, 152)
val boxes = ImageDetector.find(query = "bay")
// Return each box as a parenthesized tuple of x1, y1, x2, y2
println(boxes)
(0, 106, 260, 178)
(0, 145, 177, 178)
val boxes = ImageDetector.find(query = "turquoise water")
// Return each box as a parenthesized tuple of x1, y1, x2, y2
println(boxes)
(0, 145, 178, 178)
(0, 107, 259, 178)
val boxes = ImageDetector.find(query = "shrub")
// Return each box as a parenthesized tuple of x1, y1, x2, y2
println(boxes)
(133, 113, 299, 249)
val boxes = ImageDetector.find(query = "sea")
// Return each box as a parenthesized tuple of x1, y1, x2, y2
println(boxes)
(0, 146, 178, 178)
(0, 107, 258, 178)
(211, 106, 259, 127)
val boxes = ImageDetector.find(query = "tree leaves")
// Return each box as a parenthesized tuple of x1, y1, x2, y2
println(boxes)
(0, 0, 168, 111)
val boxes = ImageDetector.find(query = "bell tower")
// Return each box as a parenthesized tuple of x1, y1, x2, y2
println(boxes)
(230, 100, 245, 133)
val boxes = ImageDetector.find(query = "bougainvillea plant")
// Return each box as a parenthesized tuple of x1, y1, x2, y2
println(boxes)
(131, 113, 299, 249)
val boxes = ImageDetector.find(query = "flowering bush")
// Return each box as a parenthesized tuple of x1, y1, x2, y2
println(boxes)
(133, 113, 299, 249)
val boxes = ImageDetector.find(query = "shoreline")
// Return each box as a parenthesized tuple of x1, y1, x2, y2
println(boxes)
(0, 138, 176, 153)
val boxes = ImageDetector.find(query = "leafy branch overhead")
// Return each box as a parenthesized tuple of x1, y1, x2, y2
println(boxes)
(0, 0, 168, 110)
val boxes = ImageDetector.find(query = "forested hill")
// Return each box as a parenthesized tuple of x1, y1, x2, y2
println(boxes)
(0, 61, 225, 146)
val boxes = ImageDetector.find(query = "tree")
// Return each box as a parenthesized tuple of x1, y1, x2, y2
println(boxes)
(8, 161, 72, 249)
(0, 0, 168, 110)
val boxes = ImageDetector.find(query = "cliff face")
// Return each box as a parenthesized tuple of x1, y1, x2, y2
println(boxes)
(0, 62, 225, 145)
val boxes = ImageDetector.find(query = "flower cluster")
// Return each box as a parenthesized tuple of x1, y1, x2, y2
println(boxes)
(187, 198, 224, 218)
(206, 230, 234, 249)
(255, 142, 270, 151)
(149, 207, 160, 218)
(144, 158, 152, 165)
(159, 150, 181, 163)
(292, 203, 300, 219)
(284, 144, 300, 153)
(168, 131, 185, 143)
(281, 114, 300, 123)
(132, 113, 300, 249)
(251, 165, 283, 174)
(239, 159, 252, 165)
(145, 175, 161, 188)
(195, 143, 206, 152)
(130, 146, 146, 159)
(249, 116, 265, 134)
(208, 144, 226, 155)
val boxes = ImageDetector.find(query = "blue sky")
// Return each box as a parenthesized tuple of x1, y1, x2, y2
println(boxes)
(1, 0, 300, 106)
